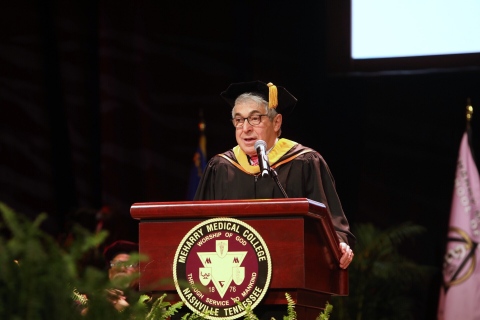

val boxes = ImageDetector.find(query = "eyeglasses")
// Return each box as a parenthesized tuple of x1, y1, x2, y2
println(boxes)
(232, 114, 268, 128)
(110, 261, 138, 269)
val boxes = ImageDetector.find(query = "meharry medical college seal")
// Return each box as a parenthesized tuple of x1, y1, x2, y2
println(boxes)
(173, 217, 272, 320)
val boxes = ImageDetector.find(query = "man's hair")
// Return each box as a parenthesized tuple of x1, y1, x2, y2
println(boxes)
(232, 93, 281, 137)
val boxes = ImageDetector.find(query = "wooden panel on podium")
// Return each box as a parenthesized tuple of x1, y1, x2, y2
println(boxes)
(130, 198, 348, 313)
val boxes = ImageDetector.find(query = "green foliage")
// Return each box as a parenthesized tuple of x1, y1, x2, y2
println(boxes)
(316, 302, 332, 320)
(238, 293, 331, 320)
(331, 222, 436, 320)
(145, 294, 184, 320)
(284, 292, 296, 320)
(241, 301, 260, 320)
(0, 202, 185, 320)
(0, 202, 96, 320)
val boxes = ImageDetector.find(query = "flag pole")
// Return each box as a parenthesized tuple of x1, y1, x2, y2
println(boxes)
(466, 98, 473, 124)
(186, 109, 207, 200)
(465, 98, 473, 147)
(198, 108, 206, 161)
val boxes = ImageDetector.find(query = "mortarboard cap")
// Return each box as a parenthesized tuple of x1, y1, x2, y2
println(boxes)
(103, 240, 138, 263)
(220, 80, 297, 115)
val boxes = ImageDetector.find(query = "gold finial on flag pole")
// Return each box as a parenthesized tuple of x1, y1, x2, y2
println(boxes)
(466, 98, 473, 122)
(198, 108, 206, 159)
(198, 108, 206, 132)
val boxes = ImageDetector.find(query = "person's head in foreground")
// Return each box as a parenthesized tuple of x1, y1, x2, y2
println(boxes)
(103, 240, 139, 289)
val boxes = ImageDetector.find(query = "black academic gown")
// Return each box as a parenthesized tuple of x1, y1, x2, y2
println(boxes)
(194, 139, 355, 246)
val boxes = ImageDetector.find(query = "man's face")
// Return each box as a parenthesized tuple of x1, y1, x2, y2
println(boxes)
(233, 100, 282, 156)
(108, 253, 139, 288)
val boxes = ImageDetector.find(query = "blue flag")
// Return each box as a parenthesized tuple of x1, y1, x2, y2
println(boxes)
(186, 116, 206, 200)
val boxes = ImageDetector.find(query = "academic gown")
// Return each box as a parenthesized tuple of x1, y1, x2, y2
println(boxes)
(194, 138, 355, 246)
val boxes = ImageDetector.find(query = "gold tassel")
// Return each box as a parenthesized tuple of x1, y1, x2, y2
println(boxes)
(267, 82, 278, 109)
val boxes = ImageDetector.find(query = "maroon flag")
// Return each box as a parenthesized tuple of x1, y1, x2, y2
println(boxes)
(438, 131, 480, 319)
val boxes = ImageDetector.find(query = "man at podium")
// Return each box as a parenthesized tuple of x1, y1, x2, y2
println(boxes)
(194, 80, 355, 270)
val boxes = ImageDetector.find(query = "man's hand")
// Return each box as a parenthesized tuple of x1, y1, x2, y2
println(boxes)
(339, 242, 354, 269)
(106, 289, 129, 311)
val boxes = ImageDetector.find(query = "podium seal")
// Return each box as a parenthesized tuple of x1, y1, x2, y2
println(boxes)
(173, 217, 272, 319)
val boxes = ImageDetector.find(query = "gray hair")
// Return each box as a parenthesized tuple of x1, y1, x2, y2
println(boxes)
(232, 93, 279, 118)
(232, 93, 281, 137)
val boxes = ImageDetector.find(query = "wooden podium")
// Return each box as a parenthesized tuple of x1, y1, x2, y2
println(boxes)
(130, 198, 348, 319)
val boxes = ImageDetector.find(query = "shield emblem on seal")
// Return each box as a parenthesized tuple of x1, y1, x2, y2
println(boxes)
(233, 266, 245, 285)
(199, 267, 212, 286)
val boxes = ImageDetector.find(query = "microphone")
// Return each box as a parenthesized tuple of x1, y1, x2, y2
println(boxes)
(254, 140, 271, 178)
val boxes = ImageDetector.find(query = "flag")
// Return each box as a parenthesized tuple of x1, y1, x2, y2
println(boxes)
(186, 114, 207, 200)
(438, 128, 480, 319)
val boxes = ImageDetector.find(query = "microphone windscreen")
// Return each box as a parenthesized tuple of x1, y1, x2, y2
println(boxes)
(254, 140, 267, 149)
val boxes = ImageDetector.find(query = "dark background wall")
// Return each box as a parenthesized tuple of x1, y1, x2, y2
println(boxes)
(1, 2, 480, 318)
